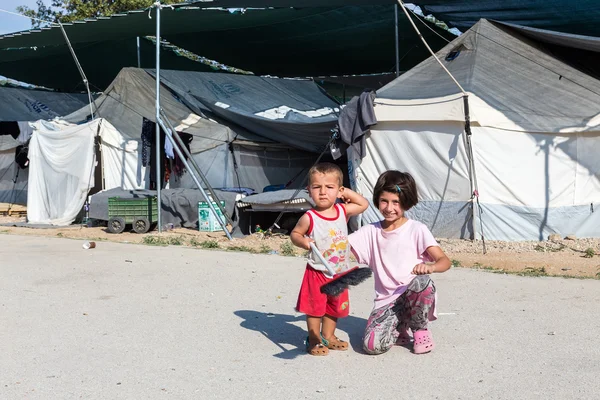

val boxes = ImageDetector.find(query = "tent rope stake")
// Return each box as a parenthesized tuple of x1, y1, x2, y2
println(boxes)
(396, 0, 486, 252)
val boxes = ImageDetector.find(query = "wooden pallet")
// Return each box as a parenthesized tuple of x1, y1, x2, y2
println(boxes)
(0, 203, 27, 217)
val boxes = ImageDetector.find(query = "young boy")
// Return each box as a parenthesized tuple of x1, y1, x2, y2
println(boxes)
(290, 162, 368, 356)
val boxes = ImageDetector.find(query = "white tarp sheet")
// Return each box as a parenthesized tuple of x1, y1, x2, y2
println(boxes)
(27, 120, 99, 225)
(99, 120, 146, 190)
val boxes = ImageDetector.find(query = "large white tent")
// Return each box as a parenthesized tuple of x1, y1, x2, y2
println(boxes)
(351, 19, 600, 241)
(0, 87, 88, 205)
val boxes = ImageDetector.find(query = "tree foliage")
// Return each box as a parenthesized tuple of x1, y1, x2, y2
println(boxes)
(17, 0, 180, 28)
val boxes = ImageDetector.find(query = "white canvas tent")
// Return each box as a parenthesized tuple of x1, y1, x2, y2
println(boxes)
(65, 68, 320, 193)
(352, 19, 600, 241)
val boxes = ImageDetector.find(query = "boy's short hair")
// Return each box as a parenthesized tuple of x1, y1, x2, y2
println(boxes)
(308, 162, 343, 186)
(372, 170, 418, 211)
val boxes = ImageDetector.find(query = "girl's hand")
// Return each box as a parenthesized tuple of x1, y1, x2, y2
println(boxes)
(412, 263, 434, 275)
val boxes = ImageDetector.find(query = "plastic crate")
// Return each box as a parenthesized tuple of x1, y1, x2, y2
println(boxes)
(198, 201, 225, 232)
(108, 196, 158, 224)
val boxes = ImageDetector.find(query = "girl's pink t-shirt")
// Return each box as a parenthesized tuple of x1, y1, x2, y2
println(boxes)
(348, 219, 438, 309)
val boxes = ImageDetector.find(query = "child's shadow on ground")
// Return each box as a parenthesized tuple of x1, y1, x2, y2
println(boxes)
(234, 310, 367, 359)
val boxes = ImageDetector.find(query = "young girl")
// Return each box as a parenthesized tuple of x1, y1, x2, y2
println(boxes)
(291, 163, 368, 356)
(348, 170, 451, 355)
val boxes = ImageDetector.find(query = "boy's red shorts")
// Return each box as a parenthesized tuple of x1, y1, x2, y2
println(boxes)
(296, 265, 349, 318)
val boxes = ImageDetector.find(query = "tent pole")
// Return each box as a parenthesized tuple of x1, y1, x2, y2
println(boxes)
(159, 109, 233, 227)
(395, 4, 400, 77)
(137, 36, 141, 68)
(463, 96, 486, 253)
(157, 116, 233, 240)
(155, 2, 162, 233)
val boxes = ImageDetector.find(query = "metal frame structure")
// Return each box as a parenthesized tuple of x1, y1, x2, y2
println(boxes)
(153, 2, 232, 239)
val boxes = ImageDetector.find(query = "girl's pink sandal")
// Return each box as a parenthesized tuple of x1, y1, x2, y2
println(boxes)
(396, 327, 412, 346)
(413, 329, 435, 354)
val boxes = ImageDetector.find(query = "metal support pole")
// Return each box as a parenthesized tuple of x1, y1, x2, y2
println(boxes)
(159, 109, 233, 227)
(137, 36, 141, 68)
(157, 116, 233, 240)
(394, 4, 400, 77)
(155, 3, 162, 233)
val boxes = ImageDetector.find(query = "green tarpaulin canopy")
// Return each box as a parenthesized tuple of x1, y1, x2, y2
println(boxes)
(0, 3, 452, 91)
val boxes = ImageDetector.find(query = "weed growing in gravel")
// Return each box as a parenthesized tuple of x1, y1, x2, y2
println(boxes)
(142, 235, 184, 246)
(519, 267, 548, 277)
(258, 244, 271, 254)
(451, 259, 462, 268)
(535, 243, 565, 253)
(142, 236, 168, 246)
(228, 245, 254, 253)
(583, 248, 596, 258)
(280, 241, 296, 256)
(168, 236, 185, 246)
(200, 240, 220, 249)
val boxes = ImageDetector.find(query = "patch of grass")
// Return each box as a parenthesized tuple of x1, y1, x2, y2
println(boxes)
(227, 245, 254, 253)
(258, 244, 271, 254)
(56, 232, 64, 237)
(142, 235, 169, 246)
(451, 259, 462, 268)
(280, 241, 296, 257)
(199, 240, 220, 249)
(473, 262, 494, 269)
(168, 236, 185, 246)
(534, 244, 546, 252)
(583, 248, 596, 258)
(472, 262, 505, 274)
(472, 264, 592, 280)
(519, 266, 548, 277)
(0, 229, 9, 234)
(596, 270, 600, 280)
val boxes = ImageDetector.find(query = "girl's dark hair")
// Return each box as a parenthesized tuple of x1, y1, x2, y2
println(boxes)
(372, 170, 418, 211)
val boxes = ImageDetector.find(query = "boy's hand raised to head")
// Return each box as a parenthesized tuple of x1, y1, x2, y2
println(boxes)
(338, 187, 369, 218)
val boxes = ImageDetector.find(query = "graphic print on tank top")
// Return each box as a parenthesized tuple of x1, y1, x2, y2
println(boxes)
(306, 203, 351, 277)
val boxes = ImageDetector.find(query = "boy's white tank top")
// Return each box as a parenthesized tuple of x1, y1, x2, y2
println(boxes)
(306, 203, 351, 278)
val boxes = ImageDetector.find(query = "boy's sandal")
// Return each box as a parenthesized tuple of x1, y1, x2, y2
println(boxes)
(413, 329, 435, 354)
(321, 334, 349, 351)
(306, 336, 329, 356)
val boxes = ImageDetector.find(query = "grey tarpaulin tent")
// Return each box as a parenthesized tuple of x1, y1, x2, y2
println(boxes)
(65, 67, 338, 194)
(148, 69, 340, 153)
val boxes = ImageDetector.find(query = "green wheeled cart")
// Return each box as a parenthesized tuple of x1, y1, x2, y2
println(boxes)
(107, 196, 158, 234)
